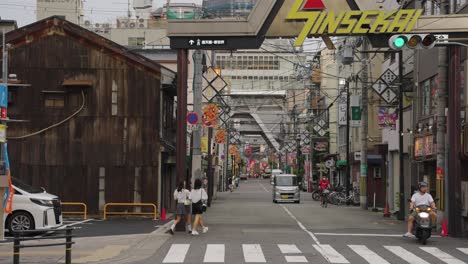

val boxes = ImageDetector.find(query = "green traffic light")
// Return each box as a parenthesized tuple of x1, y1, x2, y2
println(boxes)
(394, 37, 405, 48)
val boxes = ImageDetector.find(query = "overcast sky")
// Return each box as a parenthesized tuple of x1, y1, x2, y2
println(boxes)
(0, 0, 203, 27)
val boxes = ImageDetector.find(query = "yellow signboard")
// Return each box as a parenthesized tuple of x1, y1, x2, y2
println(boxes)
(286, 0, 422, 46)
(201, 137, 208, 153)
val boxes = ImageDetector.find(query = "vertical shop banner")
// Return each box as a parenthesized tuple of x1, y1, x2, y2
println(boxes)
(202, 104, 219, 127)
(215, 129, 226, 144)
(378, 107, 397, 128)
(350, 95, 361, 127)
(201, 137, 208, 153)
(338, 93, 347, 126)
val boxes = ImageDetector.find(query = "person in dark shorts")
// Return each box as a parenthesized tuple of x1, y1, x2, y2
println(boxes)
(190, 178, 208, 236)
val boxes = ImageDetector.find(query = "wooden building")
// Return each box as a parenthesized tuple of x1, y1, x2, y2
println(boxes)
(1, 17, 177, 214)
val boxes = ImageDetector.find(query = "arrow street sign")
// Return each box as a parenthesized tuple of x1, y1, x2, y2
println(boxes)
(372, 79, 387, 94)
(382, 88, 397, 104)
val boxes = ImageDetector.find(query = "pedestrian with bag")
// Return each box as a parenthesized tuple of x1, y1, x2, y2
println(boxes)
(169, 182, 190, 235)
(190, 178, 208, 236)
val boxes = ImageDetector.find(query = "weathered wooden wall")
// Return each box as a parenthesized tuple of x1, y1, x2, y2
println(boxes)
(6, 34, 162, 214)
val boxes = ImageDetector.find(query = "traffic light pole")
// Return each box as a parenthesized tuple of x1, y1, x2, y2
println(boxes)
(359, 49, 405, 219)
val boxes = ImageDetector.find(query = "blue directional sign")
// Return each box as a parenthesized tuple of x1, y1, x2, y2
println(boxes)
(0, 84, 8, 108)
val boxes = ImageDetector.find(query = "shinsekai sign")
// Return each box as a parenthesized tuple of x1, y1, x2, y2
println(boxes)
(282, 0, 422, 47)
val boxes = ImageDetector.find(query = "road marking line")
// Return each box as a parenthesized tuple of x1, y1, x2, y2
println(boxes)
(313, 245, 349, 264)
(280, 205, 321, 245)
(385, 246, 429, 264)
(204, 244, 224, 263)
(348, 245, 390, 264)
(63, 219, 94, 227)
(258, 180, 269, 193)
(315, 232, 441, 238)
(163, 244, 190, 263)
(420, 247, 466, 264)
(278, 244, 302, 254)
(243, 244, 266, 263)
(285, 256, 308, 263)
(458, 248, 468, 255)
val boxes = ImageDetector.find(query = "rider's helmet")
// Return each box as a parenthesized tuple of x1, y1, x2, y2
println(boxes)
(418, 181, 428, 190)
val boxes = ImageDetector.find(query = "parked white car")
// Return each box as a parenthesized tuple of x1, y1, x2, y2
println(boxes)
(4, 178, 63, 232)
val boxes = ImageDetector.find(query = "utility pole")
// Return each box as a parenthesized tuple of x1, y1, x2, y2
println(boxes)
(436, 47, 447, 213)
(191, 51, 204, 186)
(397, 50, 405, 221)
(360, 38, 369, 210)
(345, 79, 351, 197)
(207, 50, 216, 206)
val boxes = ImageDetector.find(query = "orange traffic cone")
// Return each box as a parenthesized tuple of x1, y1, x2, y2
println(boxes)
(440, 219, 448, 237)
(161, 207, 167, 221)
(383, 201, 391, 217)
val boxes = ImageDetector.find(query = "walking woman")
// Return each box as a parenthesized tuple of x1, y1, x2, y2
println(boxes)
(170, 182, 190, 235)
(185, 181, 192, 233)
(190, 178, 208, 236)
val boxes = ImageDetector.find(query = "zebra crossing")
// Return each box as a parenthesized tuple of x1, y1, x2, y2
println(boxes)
(162, 243, 468, 263)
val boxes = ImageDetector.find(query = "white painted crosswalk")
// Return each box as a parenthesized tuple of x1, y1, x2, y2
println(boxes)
(420, 247, 466, 264)
(161, 243, 468, 263)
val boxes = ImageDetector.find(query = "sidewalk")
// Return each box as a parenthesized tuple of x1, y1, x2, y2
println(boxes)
(0, 219, 174, 264)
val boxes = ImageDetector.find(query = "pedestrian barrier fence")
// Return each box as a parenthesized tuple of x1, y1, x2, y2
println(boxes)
(103, 203, 157, 220)
(61, 202, 88, 219)
(13, 227, 75, 264)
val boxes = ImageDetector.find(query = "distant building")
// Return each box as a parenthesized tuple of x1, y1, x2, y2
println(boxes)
(37, 0, 84, 24)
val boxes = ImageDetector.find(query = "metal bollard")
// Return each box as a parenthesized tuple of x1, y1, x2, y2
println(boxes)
(65, 229, 72, 264)
(13, 232, 20, 264)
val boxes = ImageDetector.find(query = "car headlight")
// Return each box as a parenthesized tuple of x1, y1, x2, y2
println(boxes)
(30, 198, 54, 207)
(419, 212, 430, 218)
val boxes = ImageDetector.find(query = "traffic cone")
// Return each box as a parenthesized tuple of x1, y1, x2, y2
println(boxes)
(383, 201, 391, 217)
(440, 219, 448, 237)
(161, 207, 167, 221)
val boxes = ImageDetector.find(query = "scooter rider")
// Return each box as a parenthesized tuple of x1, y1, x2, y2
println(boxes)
(403, 182, 437, 238)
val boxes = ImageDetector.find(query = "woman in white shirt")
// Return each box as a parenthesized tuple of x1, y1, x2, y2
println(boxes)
(170, 182, 190, 235)
(190, 178, 208, 236)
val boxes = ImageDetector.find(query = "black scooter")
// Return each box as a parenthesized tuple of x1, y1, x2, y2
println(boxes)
(412, 205, 433, 245)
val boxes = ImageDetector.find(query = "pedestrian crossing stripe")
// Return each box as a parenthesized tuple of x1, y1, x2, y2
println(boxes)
(384, 246, 430, 264)
(348, 245, 390, 264)
(163, 244, 190, 263)
(420, 247, 466, 264)
(314, 244, 349, 263)
(161, 243, 468, 263)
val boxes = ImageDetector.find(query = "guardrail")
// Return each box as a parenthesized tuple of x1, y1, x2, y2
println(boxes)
(61, 202, 87, 219)
(103, 203, 157, 220)
(13, 227, 75, 264)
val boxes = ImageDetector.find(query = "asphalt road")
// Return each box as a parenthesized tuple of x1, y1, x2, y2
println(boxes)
(138, 179, 468, 264)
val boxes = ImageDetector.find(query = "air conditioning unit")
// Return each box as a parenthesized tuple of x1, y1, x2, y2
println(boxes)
(95, 23, 101, 28)
(129, 22, 136, 28)
(138, 18, 147, 28)
(84, 20, 92, 27)
(103, 23, 110, 29)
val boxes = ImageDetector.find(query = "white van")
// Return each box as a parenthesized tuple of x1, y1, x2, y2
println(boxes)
(4, 178, 63, 232)
(271, 169, 283, 185)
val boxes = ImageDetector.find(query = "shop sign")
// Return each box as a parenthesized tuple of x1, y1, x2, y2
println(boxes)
(287, 0, 422, 47)
(414, 135, 434, 158)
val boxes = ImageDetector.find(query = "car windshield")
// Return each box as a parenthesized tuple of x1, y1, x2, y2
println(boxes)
(276, 176, 297, 186)
(12, 178, 44, 194)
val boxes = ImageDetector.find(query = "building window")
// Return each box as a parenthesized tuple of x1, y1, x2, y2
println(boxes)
(128, 37, 145, 46)
(421, 76, 436, 116)
(44, 93, 65, 108)
(374, 167, 382, 178)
